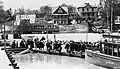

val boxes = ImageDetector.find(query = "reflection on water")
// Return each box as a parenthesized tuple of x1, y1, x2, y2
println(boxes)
(14, 53, 107, 69)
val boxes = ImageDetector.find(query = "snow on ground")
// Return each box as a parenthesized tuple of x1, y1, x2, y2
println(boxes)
(21, 33, 102, 42)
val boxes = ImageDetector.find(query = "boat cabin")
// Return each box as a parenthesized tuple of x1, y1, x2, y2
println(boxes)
(100, 42, 120, 57)
(100, 34, 120, 57)
(102, 34, 120, 43)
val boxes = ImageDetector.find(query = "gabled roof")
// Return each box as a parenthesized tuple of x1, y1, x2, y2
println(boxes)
(52, 6, 68, 15)
(77, 3, 97, 9)
(61, 3, 68, 7)
(52, 7, 58, 14)
(61, 7, 68, 13)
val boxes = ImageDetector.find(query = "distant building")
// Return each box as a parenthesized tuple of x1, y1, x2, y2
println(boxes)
(15, 14, 59, 34)
(52, 4, 69, 25)
(77, 3, 98, 22)
(114, 16, 120, 31)
(15, 14, 36, 25)
(115, 16, 120, 24)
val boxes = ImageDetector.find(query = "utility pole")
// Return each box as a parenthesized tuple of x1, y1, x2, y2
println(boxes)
(111, 5, 113, 33)
(4, 18, 10, 51)
(110, 0, 113, 33)
(4, 20, 6, 51)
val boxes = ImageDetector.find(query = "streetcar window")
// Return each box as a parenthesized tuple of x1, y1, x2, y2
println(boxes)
(119, 46, 120, 57)
(54, 26, 56, 28)
(114, 48, 117, 52)
(49, 26, 51, 28)
(113, 45, 117, 56)
(108, 45, 112, 55)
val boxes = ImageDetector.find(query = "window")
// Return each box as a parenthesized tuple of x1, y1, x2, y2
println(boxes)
(92, 8, 94, 11)
(87, 8, 89, 11)
(83, 14, 84, 16)
(89, 8, 92, 12)
(58, 8, 63, 13)
(85, 14, 87, 17)
(84, 8, 87, 12)
(113, 45, 117, 56)
(88, 13, 90, 16)
(108, 45, 112, 55)
(82, 8, 84, 12)
(54, 21, 56, 23)
(119, 17, 120, 21)
(118, 47, 120, 57)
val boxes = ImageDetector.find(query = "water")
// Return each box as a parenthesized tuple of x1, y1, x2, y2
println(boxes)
(14, 53, 107, 69)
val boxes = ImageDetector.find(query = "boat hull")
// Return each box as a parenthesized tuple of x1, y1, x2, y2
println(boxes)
(85, 50, 120, 69)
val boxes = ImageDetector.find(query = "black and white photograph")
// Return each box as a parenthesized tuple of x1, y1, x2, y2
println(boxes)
(0, 0, 120, 69)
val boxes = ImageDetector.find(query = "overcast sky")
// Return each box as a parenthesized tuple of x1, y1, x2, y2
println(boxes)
(2, 0, 99, 10)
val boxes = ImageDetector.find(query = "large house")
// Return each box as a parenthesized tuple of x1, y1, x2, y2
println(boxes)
(77, 3, 98, 22)
(52, 5, 69, 25)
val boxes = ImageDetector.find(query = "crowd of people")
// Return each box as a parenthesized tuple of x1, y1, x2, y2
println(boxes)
(10, 37, 101, 54)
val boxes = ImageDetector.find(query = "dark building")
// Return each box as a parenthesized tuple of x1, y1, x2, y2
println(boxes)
(52, 5, 69, 25)
(16, 19, 59, 34)
(77, 3, 98, 22)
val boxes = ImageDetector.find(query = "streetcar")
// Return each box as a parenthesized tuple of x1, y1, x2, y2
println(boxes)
(16, 19, 59, 34)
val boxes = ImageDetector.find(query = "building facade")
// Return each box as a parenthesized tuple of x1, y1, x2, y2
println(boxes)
(15, 14, 36, 25)
(77, 3, 98, 22)
(52, 5, 69, 25)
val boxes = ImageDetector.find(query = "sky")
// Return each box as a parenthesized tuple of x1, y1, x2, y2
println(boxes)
(2, 0, 99, 10)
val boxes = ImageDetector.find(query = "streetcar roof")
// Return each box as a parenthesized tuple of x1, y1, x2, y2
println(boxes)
(100, 41, 120, 46)
(102, 34, 120, 39)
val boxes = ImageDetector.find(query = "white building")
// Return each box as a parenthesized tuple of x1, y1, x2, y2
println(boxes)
(15, 14, 36, 25)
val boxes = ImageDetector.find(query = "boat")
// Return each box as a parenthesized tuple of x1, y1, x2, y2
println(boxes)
(85, 34, 120, 69)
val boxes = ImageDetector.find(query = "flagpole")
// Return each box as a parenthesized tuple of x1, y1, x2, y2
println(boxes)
(4, 19, 6, 51)
(4, 18, 10, 51)
(86, 17, 89, 42)
(110, 0, 113, 33)
(54, 32, 56, 41)
(54, 23, 57, 41)
(46, 24, 48, 41)
(86, 31, 88, 42)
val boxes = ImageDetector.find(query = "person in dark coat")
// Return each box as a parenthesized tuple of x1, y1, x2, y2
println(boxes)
(11, 40, 16, 48)
(57, 41, 62, 53)
(80, 43, 86, 52)
(53, 41, 58, 51)
(46, 40, 52, 51)
(41, 36, 45, 41)
(39, 40, 44, 50)
(26, 39, 34, 51)
(65, 42, 70, 53)
(69, 41, 75, 54)
(20, 39, 26, 48)
(29, 39, 34, 51)
(26, 39, 30, 48)
(34, 38, 40, 49)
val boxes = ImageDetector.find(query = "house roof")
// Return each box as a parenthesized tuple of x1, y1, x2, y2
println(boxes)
(61, 3, 68, 7)
(77, 3, 97, 9)
(52, 6, 68, 14)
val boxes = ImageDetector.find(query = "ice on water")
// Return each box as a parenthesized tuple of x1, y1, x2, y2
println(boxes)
(14, 53, 106, 69)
